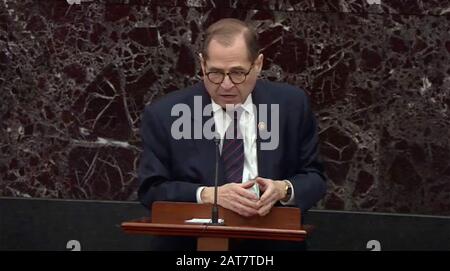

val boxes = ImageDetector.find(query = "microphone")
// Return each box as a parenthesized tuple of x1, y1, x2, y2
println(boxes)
(210, 135, 224, 225)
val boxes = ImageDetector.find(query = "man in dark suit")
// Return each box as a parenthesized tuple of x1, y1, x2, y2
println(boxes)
(138, 18, 326, 250)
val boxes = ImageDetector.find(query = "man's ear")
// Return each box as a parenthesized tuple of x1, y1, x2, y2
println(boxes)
(199, 53, 206, 74)
(255, 53, 264, 73)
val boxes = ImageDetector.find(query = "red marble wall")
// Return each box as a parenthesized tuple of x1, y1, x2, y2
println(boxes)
(1, 0, 449, 215)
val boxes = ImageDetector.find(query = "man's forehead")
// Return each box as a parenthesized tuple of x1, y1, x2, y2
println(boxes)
(205, 41, 251, 69)
(205, 37, 251, 61)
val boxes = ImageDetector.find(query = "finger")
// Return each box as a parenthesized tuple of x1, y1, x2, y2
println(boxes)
(255, 178, 270, 191)
(219, 196, 256, 217)
(237, 195, 259, 209)
(240, 180, 256, 189)
(255, 177, 270, 184)
(235, 186, 259, 201)
(258, 184, 275, 203)
(257, 203, 272, 216)
(229, 200, 258, 217)
(222, 186, 259, 209)
(231, 189, 259, 208)
(258, 189, 278, 208)
(254, 176, 269, 181)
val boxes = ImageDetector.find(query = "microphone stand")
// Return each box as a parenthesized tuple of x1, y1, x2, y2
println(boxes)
(210, 137, 224, 225)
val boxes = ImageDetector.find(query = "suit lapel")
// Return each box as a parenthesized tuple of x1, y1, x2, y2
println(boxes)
(187, 83, 224, 186)
(252, 80, 273, 179)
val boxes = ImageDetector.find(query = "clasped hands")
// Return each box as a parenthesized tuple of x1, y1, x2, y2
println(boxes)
(201, 177, 287, 217)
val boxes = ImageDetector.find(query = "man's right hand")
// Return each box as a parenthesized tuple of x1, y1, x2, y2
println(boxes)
(201, 181, 259, 217)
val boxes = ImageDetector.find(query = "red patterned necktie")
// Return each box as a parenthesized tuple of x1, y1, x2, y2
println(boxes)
(222, 109, 244, 183)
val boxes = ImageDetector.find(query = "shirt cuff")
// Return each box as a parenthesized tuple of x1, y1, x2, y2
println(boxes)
(196, 186, 206, 203)
(280, 180, 295, 206)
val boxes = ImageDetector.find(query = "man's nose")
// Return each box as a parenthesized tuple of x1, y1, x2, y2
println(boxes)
(221, 74, 235, 89)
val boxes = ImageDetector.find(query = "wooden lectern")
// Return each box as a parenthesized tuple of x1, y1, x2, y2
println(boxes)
(121, 201, 309, 251)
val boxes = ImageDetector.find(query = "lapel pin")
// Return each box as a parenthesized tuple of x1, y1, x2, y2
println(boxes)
(258, 121, 266, 131)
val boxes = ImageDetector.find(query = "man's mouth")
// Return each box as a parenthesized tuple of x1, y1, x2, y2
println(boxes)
(220, 95, 239, 102)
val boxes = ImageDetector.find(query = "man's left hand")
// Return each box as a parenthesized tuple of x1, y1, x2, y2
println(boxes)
(254, 177, 286, 216)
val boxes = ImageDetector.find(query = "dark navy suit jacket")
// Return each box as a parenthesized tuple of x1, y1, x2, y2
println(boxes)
(138, 79, 326, 213)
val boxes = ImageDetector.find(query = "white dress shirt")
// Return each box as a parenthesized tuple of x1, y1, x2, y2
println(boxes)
(196, 94, 294, 205)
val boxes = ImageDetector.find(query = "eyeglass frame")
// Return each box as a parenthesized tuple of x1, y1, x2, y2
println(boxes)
(203, 63, 254, 85)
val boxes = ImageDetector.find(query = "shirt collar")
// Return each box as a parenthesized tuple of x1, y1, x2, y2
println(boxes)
(210, 94, 254, 115)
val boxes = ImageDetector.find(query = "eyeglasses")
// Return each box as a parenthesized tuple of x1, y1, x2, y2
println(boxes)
(205, 64, 254, 85)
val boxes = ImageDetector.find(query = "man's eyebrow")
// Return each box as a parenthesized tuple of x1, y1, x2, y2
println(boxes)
(207, 67, 224, 72)
(207, 66, 247, 72)
(229, 67, 247, 71)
